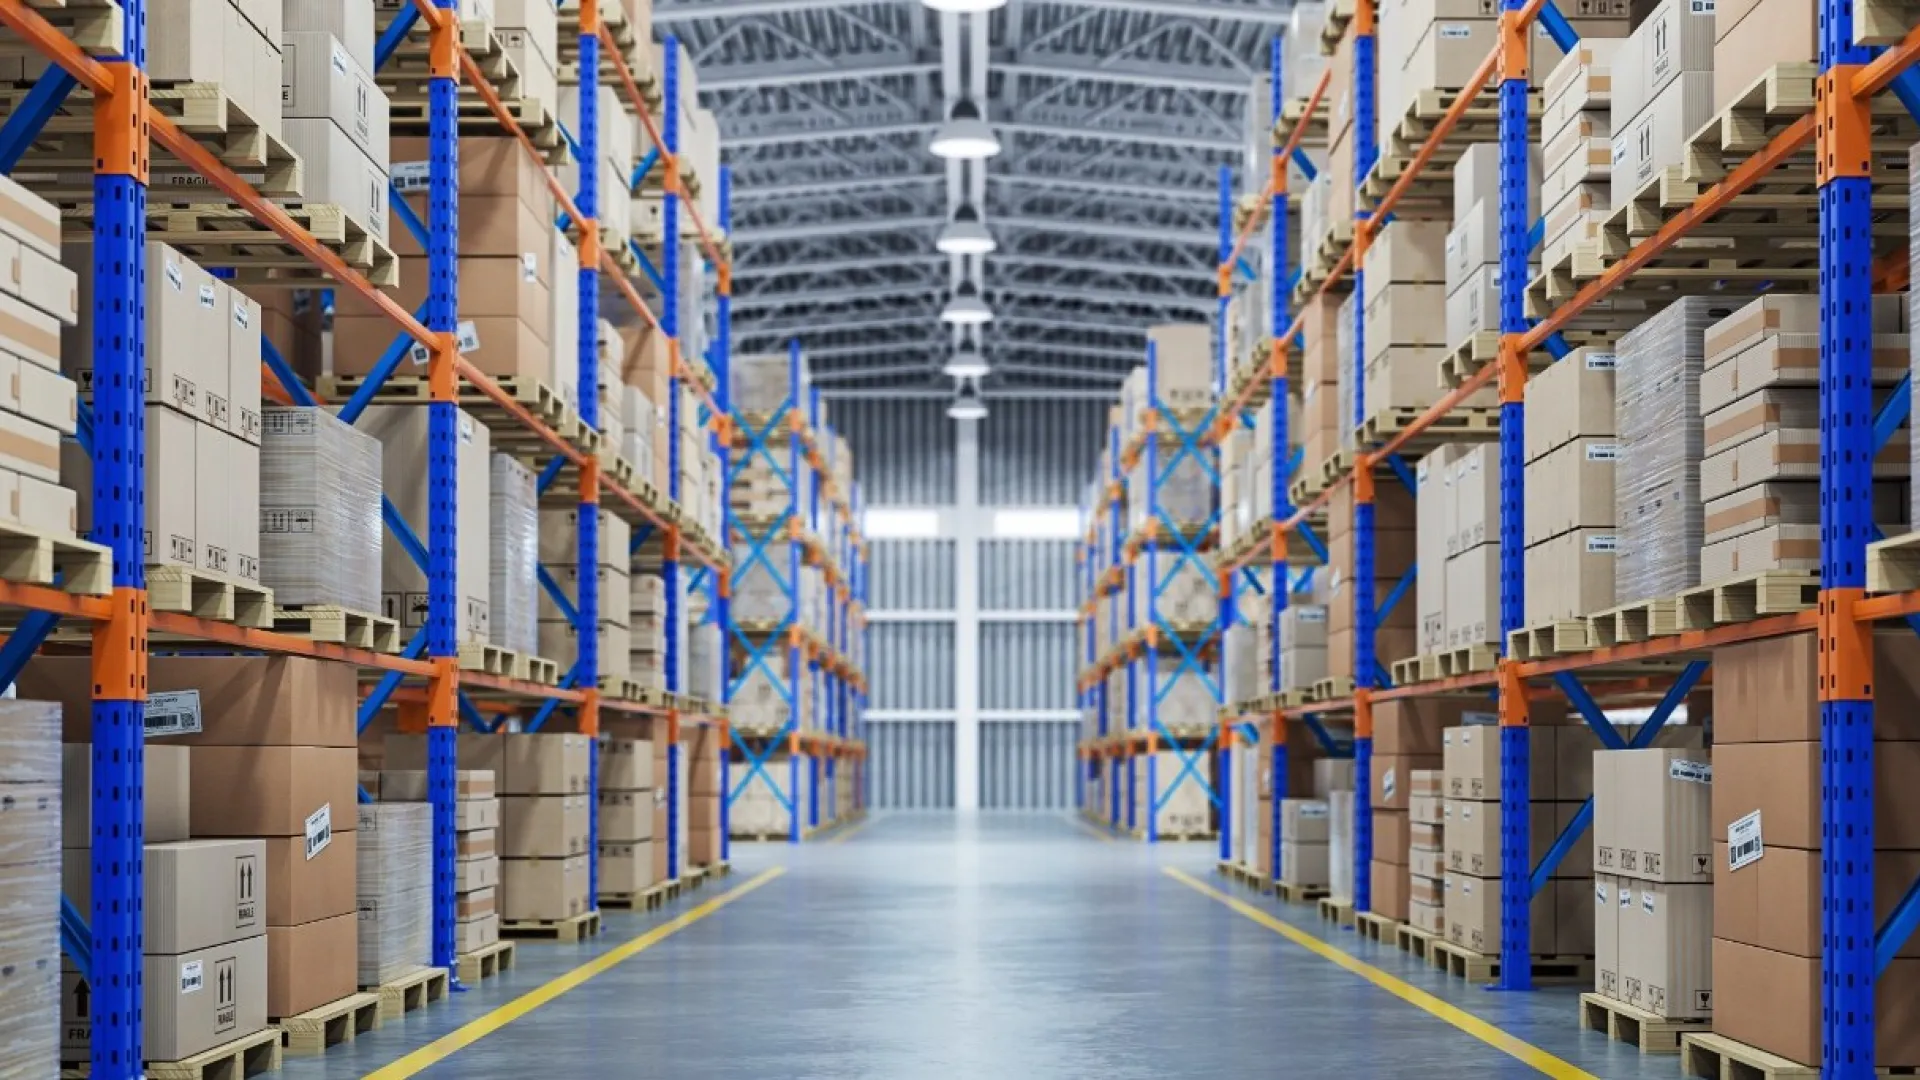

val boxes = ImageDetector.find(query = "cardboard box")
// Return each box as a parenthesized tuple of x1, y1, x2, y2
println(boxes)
(1443, 724, 1557, 801)
(1617, 881, 1713, 1017)
(196, 424, 258, 579)
(1363, 220, 1450, 301)
(1444, 870, 1556, 955)
(383, 732, 590, 795)
(61, 838, 264, 954)
(1596, 746, 1713, 883)
(1280, 842, 1330, 887)
(1369, 859, 1410, 921)
(1278, 798, 1331, 843)
(1715, 842, 1920, 958)
(598, 790, 653, 842)
(600, 737, 654, 791)
(500, 795, 589, 858)
(61, 743, 190, 846)
(500, 855, 590, 921)
(1594, 874, 1622, 999)
(1374, 699, 1477, 757)
(263, 830, 354, 928)
(1524, 437, 1618, 546)
(457, 856, 498, 893)
(1372, 808, 1411, 865)
(1714, 631, 1920, 744)
(266, 913, 356, 1018)
(600, 841, 655, 895)
(456, 913, 499, 954)
(280, 33, 388, 167)
(359, 405, 491, 644)
(188, 745, 357, 838)
(226, 288, 261, 444)
(456, 829, 495, 860)
(1445, 799, 1583, 878)
(1713, 740, 1920, 853)
(283, 0, 377, 71)
(139, 933, 269, 1062)
(1523, 528, 1619, 624)
(1371, 754, 1440, 811)
(455, 798, 499, 832)
(1712, 938, 1920, 1067)
(281, 119, 387, 244)
(1612, 72, 1716, 207)
(456, 887, 495, 921)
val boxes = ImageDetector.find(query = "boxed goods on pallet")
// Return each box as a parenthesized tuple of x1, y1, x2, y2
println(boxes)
(490, 455, 539, 656)
(1591, 741, 1713, 1018)
(146, 0, 283, 141)
(1279, 798, 1333, 890)
(0, 179, 80, 542)
(1329, 788, 1356, 906)
(282, 24, 391, 243)
(360, 404, 491, 643)
(1542, 44, 1620, 270)
(495, 0, 560, 113)
(730, 762, 788, 839)
(1522, 350, 1619, 623)
(1134, 751, 1213, 838)
(560, 83, 636, 242)
(688, 726, 722, 865)
(600, 738, 656, 895)
(259, 407, 383, 612)
(1446, 144, 1541, 350)
(1407, 771, 1445, 935)
(0, 703, 58, 1075)
(284, 0, 376, 73)
(1610, 0, 1714, 207)
(355, 802, 431, 988)
(1707, 633, 1920, 1064)
(383, 768, 500, 953)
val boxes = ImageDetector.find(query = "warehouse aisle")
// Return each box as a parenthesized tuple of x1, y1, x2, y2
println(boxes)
(284, 815, 1669, 1078)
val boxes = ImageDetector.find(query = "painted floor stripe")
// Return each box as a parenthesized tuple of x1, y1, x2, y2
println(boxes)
(363, 867, 786, 1078)
(1164, 867, 1599, 1080)
(1071, 815, 1117, 842)
(825, 814, 875, 844)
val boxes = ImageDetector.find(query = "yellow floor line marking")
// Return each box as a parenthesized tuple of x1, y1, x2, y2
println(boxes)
(1071, 815, 1117, 842)
(364, 867, 785, 1078)
(1164, 868, 1599, 1080)
(825, 814, 875, 844)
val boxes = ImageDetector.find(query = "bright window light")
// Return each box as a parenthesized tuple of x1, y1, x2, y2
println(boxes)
(864, 509, 941, 539)
(992, 508, 1083, 539)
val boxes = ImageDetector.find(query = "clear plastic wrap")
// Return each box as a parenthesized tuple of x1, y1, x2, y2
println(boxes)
(732, 352, 805, 417)
(1328, 788, 1356, 905)
(356, 802, 432, 986)
(489, 454, 538, 656)
(1615, 297, 1726, 603)
(1283, 2, 1330, 103)
(0, 851, 57, 1078)
(1127, 456, 1212, 533)
(259, 407, 382, 613)
(1337, 293, 1357, 449)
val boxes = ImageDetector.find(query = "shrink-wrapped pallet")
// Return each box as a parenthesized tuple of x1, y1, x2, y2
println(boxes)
(732, 352, 803, 418)
(1328, 789, 1356, 906)
(0, 699, 58, 1077)
(355, 802, 432, 986)
(490, 454, 538, 656)
(259, 407, 383, 613)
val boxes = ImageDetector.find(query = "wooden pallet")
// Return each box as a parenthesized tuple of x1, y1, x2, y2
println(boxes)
(0, 521, 111, 595)
(368, 965, 449, 1022)
(503, 909, 603, 941)
(140, 1026, 284, 1080)
(525, 653, 562, 686)
(1389, 654, 1430, 686)
(273, 991, 382, 1056)
(272, 604, 402, 653)
(1868, 529, 1920, 593)
(139, 203, 399, 289)
(1277, 880, 1327, 904)
(1355, 911, 1401, 943)
(458, 641, 529, 680)
(1361, 84, 1541, 212)
(1506, 618, 1593, 661)
(1680, 1032, 1821, 1079)
(1578, 992, 1708, 1055)
(1675, 570, 1819, 631)
(1397, 923, 1441, 961)
(1430, 940, 1591, 984)
(149, 564, 274, 628)
(379, 16, 567, 164)
(1357, 405, 1500, 452)
(1585, 598, 1683, 649)
(1318, 896, 1355, 927)
(317, 374, 596, 457)
(1438, 328, 1616, 389)
(456, 939, 517, 984)
(1436, 643, 1499, 678)
(1307, 675, 1354, 703)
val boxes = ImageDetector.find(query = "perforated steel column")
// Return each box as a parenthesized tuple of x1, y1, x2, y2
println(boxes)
(663, 36, 685, 876)
(575, 0, 604, 911)
(1268, 37, 1291, 886)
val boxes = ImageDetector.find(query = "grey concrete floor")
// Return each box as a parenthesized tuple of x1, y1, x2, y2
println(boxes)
(278, 813, 1675, 1079)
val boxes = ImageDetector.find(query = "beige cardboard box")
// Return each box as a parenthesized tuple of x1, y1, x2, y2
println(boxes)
(1369, 859, 1410, 921)
(263, 831, 355, 928)
(0, 291, 60, 372)
(1447, 445, 1501, 555)
(0, 174, 63, 261)
(266, 912, 356, 1018)
(1371, 754, 1440, 812)
(188, 745, 357, 838)
(132, 932, 268, 1061)
(501, 855, 590, 921)
(1612, 72, 1716, 208)
(0, 404, 61, 486)
(1443, 870, 1551, 954)
(281, 34, 390, 165)
(13, 471, 74, 537)
(16, 353, 77, 436)
(1524, 437, 1617, 546)
(360, 405, 491, 644)
(1523, 528, 1618, 624)
(455, 798, 499, 832)
(61, 743, 190, 846)
(599, 789, 654, 842)
(384, 733, 590, 795)
(227, 288, 261, 444)
(1280, 842, 1330, 887)
(283, 0, 377, 71)
(1442, 724, 1557, 801)
(1278, 798, 1331, 843)
(1444, 200, 1499, 285)
(600, 841, 655, 895)
(61, 839, 264, 954)
(1715, 842, 1920, 959)
(1443, 263, 1501, 346)
(1362, 219, 1449, 300)
(1596, 746, 1713, 883)
(457, 856, 498, 893)
(1525, 348, 1616, 462)
(600, 737, 655, 791)
(1702, 387, 1816, 457)
(1443, 543, 1500, 648)
(500, 795, 589, 858)
(457, 829, 496, 861)
(1362, 283, 1448, 355)
(62, 405, 192, 567)
(195, 424, 255, 578)
(456, 887, 495, 921)
(281, 119, 387, 245)
(456, 912, 499, 954)
(1412, 847, 1447, 881)
(1595, 873, 1623, 999)
(1618, 881, 1713, 1017)
(1444, 799, 1579, 877)
(1410, 898, 1448, 936)
(1701, 525, 1821, 581)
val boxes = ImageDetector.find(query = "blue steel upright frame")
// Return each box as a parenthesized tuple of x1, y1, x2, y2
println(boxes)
(1349, 0, 1379, 918)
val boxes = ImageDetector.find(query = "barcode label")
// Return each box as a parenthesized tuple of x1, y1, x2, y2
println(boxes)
(1642, 891, 1656, 914)
(391, 161, 430, 191)
(145, 690, 202, 737)
(1381, 768, 1396, 800)
(180, 960, 204, 994)
(1439, 23, 1472, 36)
(1586, 443, 1620, 461)
(1618, 886, 1631, 908)
(1298, 804, 1329, 818)
(305, 804, 334, 860)
(1728, 810, 1763, 871)
(1297, 608, 1326, 623)
(1587, 535, 1619, 553)
(457, 320, 480, 353)
(1669, 759, 1711, 784)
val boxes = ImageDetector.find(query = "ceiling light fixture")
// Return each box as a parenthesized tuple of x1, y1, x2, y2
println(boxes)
(942, 333, 990, 379)
(940, 280, 993, 326)
(948, 381, 988, 421)
(929, 97, 1001, 160)
(922, 0, 1008, 11)
(936, 202, 996, 256)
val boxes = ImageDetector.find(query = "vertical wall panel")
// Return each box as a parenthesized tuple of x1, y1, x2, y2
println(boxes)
(871, 622, 955, 711)
(979, 721, 1077, 810)
(870, 720, 955, 809)
(981, 623, 1076, 711)
(980, 539, 1077, 611)
(980, 398, 1107, 506)
(828, 397, 956, 505)
(871, 539, 956, 610)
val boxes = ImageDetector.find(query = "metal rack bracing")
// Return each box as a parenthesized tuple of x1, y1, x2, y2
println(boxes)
(0, 0, 820, 1068)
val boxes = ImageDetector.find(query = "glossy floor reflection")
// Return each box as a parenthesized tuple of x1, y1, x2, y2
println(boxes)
(278, 813, 1678, 1078)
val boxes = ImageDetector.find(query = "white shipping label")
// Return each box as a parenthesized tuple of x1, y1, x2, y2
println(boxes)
(460, 414, 476, 443)
(144, 689, 202, 737)
(1618, 886, 1631, 908)
(1587, 535, 1619, 554)
(305, 804, 334, 860)
(522, 253, 539, 282)
(1728, 810, 1763, 871)
(198, 282, 218, 309)
(456, 320, 480, 353)
(165, 256, 184, 292)
(1585, 443, 1620, 461)
(1298, 608, 1327, 623)
(1439, 23, 1472, 37)
(180, 960, 204, 994)
(232, 299, 251, 330)
(1299, 804, 1329, 819)
(391, 161, 431, 191)
(1669, 759, 1712, 784)
(1382, 768, 1396, 800)
(407, 341, 431, 366)
(1595, 882, 1607, 904)
(1643, 891, 1657, 914)
(1586, 352, 1618, 369)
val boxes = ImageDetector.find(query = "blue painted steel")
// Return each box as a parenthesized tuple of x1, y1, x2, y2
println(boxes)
(1874, 374, 1909, 454)
(1296, 520, 1329, 563)
(0, 66, 76, 173)
(1536, 2, 1580, 52)
(336, 299, 434, 425)
(1384, 453, 1417, 495)
(1302, 716, 1352, 757)
(61, 894, 92, 983)
(1878, 873, 1920, 976)
(576, 17, 605, 907)
(1291, 146, 1318, 181)
(1890, 65, 1920, 122)
(631, 239, 668, 291)
(1376, 564, 1415, 623)
(536, 453, 567, 495)
(1550, 672, 1631, 750)
(358, 628, 431, 733)
(391, 179, 431, 247)
(382, 496, 431, 575)
(537, 564, 581, 624)
(260, 337, 315, 406)
(0, 610, 61, 691)
(631, 147, 659, 192)
(374, 4, 421, 71)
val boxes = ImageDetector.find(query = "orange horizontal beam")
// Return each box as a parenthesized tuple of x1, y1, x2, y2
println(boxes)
(1854, 590, 1920, 623)
(612, 30, 728, 273)
(460, 669, 587, 701)
(0, 583, 114, 622)
(1516, 610, 1816, 678)
(1369, 37, 1498, 227)
(1854, 20, 1920, 99)
(452, 358, 587, 466)
(150, 613, 434, 674)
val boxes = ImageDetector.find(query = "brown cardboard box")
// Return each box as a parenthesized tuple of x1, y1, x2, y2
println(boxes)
(600, 841, 655, 895)
(456, 829, 495, 860)
(1442, 724, 1558, 800)
(1372, 809, 1411, 865)
(63, 405, 195, 567)
(599, 790, 652, 842)
(1369, 860, 1410, 921)
(1712, 938, 1920, 1067)
(1373, 699, 1476, 756)
(1714, 631, 1920, 744)
(1445, 799, 1574, 877)
(1280, 842, 1330, 887)
(189, 745, 357, 838)
(34, 656, 357, 746)
(1371, 753, 1440, 811)
(263, 831, 355, 928)
(1617, 881, 1713, 1017)
(500, 795, 589, 858)
(61, 839, 264, 954)
(1524, 437, 1618, 546)
(140, 933, 269, 1061)
(600, 737, 654, 791)
(1601, 746, 1713, 883)
(688, 793, 718, 831)
(266, 913, 356, 1018)
(501, 855, 590, 921)
(456, 856, 497, 893)
(1554, 724, 1606, 800)
(456, 913, 499, 954)
(359, 405, 491, 644)
(1444, 870, 1556, 955)
(689, 826, 721, 867)
(376, 770, 495, 802)
(1714, 843, 1920, 958)
(1409, 794, 1444, 828)
(1523, 527, 1618, 624)
(456, 887, 495, 921)
(391, 136, 551, 211)
(384, 733, 590, 795)
(1411, 847, 1447, 880)
(1713, 740, 1920, 853)
(1595, 874, 1623, 998)
(1410, 899, 1447, 937)
(61, 743, 190, 846)
(454, 798, 499, 832)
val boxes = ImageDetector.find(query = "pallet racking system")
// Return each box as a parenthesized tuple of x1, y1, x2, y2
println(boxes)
(718, 337, 870, 848)
(1081, 0, 1920, 1063)
(0, 0, 819, 1068)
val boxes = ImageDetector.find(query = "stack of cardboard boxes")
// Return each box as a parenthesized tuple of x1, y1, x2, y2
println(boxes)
(1541, 44, 1620, 275)
(496, 735, 592, 924)
(1523, 350, 1619, 625)
(361, 405, 492, 645)
(148, 0, 284, 149)
(1708, 633, 1920, 1065)
(1297, 296, 1346, 478)
(1329, 478, 1415, 680)
(258, 407, 384, 613)
(1367, 700, 1453, 921)
(1698, 296, 1909, 582)
(0, 177, 80, 546)
(1592, 738, 1713, 1020)
(0, 702, 54, 1076)
(491, 455, 540, 657)
(353, 802, 431, 988)
(1609, 0, 1714, 213)
(375, 767, 499, 958)
(455, 773, 501, 954)
(598, 738, 657, 899)
(1407, 770, 1446, 936)
(1361, 221, 1455, 428)
(1615, 297, 1725, 605)
(66, 241, 260, 587)
(536, 506, 634, 683)
(1440, 446, 1501, 651)
(688, 726, 722, 867)
(1263, 757, 1354, 883)
(282, 5, 391, 247)
(495, 0, 561, 119)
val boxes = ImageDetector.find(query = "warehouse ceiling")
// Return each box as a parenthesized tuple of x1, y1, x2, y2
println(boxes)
(654, 0, 1280, 394)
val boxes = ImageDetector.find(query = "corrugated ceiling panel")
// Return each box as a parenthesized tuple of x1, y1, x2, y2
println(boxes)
(980, 539, 1077, 611)
(981, 622, 1075, 711)
(980, 398, 1107, 506)
(827, 397, 956, 506)
(870, 539, 956, 610)
(980, 721, 1077, 810)
(870, 720, 955, 809)
(871, 622, 955, 711)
